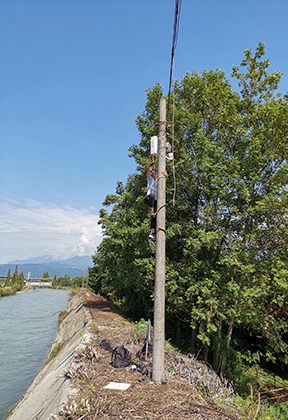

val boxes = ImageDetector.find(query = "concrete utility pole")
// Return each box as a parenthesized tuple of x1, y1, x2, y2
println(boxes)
(152, 98, 167, 382)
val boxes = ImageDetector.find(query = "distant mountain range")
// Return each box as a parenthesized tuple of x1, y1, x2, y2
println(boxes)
(0, 256, 93, 279)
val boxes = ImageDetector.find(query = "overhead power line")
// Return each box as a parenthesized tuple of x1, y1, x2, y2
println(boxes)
(167, 0, 182, 113)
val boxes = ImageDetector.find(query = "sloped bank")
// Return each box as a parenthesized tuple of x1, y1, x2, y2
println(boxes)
(8, 291, 92, 420)
(8, 290, 239, 420)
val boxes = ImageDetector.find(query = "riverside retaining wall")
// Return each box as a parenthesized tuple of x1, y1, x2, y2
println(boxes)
(8, 291, 92, 420)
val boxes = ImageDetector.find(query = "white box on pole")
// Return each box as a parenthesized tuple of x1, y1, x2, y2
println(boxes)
(150, 136, 158, 155)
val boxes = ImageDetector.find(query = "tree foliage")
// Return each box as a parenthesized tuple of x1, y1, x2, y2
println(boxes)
(4, 266, 25, 291)
(5, 268, 11, 284)
(90, 43, 288, 379)
(52, 274, 84, 289)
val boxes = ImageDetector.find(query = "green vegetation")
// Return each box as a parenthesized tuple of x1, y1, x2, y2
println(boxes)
(0, 265, 25, 296)
(46, 341, 64, 364)
(42, 271, 50, 278)
(0, 268, 85, 296)
(52, 274, 86, 289)
(0, 287, 16, 297)
(58, 309, 69, 323)
(224, 365, 288, 418)
(131, 318, 153, 338)
(89, 42, 288, 408)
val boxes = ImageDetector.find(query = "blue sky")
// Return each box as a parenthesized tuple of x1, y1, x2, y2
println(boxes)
(1, 0, 288, 263)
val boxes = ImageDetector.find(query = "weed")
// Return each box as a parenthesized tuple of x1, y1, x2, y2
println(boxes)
(131, 318, 153, 337)
(79, 349, 85, 357)
(4, 405, 13, 416)
(58, 309, 69, 324)
(90, 320, 98, 330)
(165, 340, 181, 354)
(68, 288, 79, 301)
(46, 341, 64, 363)
(270, 402, 288, 419)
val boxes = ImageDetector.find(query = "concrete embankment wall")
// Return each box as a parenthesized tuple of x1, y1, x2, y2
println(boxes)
(8, 291, 92, 420)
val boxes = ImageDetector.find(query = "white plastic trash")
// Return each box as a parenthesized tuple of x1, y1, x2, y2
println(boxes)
(103, 382, 131, 390)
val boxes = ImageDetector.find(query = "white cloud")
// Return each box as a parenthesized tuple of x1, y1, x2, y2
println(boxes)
(0, 199, 103, 263)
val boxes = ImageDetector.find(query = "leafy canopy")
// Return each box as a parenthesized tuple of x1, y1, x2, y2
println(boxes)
(90, 43, 288, 379)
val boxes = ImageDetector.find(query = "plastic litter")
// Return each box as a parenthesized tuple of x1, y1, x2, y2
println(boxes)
(103, 382, 131, 390)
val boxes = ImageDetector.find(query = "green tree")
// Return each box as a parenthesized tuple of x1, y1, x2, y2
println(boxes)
(9, 267, 25, 291)
(91, 176, 156, 319)
(167, 43, 288, 374)
(52, 274, 58, 287)
(91, 43, 288, 378)
(42, 271, 50, 279)
(4, 268, 11, 285)
(11, 265, 19, 284)
(17, 271, 25, 288)
(71, 276, 85, 288)
(56, 274, 71, 287)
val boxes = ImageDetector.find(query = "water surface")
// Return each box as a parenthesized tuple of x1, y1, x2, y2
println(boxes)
(0, 288, 70, 419)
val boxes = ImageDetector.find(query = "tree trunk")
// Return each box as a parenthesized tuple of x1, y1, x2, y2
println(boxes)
(203, 344, 209, 362)
(213, 318, 222, 372)
(199, 320, 209, 361)
(176, 321, 181, 348)
(219, 316, 234, 379)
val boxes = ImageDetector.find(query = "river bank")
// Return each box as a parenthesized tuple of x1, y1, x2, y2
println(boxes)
(0, 285, 34, 297)
(7, 291, 92, 420)
(8, 290, 238, 420)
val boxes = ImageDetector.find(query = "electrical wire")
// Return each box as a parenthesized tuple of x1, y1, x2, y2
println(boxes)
(99, 1, 182, 245)
(95, 1, 182, 264)
(167, 0, 182, 114)
(167, 0, 182, 204)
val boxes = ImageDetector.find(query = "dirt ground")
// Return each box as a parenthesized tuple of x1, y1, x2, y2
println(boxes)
(56, 290, 239, 420)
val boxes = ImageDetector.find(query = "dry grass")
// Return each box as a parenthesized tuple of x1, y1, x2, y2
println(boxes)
(51, 291, 239, 420)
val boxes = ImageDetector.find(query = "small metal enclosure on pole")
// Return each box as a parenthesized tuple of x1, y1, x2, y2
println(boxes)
(150, 136, 158, 155)
(145, 319, 151, 359)
(152, 98, 167, 382)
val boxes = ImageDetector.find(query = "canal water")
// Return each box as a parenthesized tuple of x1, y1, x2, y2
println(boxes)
(0, 288, 70, 420)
